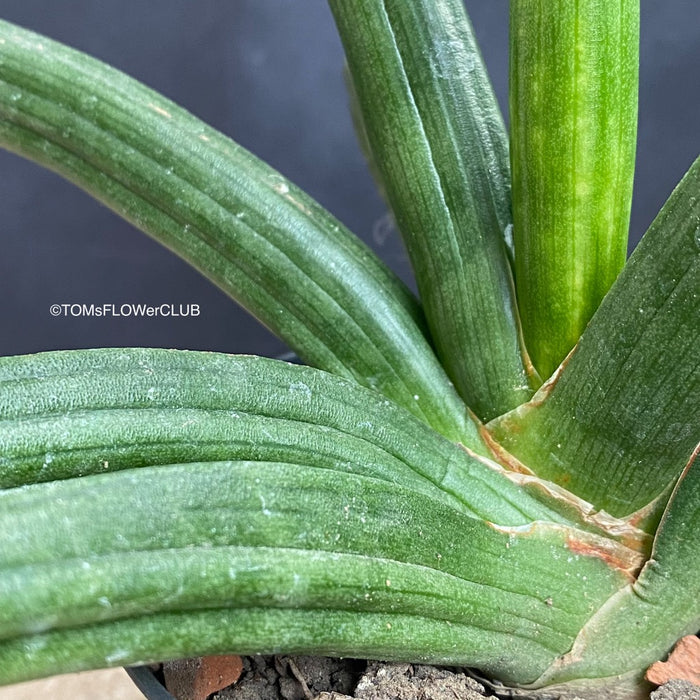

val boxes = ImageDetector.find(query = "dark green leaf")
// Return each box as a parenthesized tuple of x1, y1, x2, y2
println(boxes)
(329, 0, 535, 420)
(344, 63, 388, 204)
(0, 19, 474, 444)
(0, 461, 634, 686)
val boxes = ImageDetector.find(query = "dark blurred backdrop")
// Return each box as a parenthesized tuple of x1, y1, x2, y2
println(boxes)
(0, 2, 698, 357)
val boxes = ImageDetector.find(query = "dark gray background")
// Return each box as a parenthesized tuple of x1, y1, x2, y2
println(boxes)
(0, 2, 698, 358)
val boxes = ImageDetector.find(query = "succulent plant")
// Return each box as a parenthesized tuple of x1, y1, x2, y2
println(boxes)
(0, 2, 697, 699)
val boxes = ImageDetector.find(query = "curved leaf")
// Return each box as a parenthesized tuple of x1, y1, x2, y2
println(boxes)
(510, 0, 639, 378)
(329, 0, 535, 421)
(529, 448, 700, 698)
(0, 348, 565, 526)
(489, 156, 700, 519)
(0, 461, 633, 686)
(0, 19, 474, 444)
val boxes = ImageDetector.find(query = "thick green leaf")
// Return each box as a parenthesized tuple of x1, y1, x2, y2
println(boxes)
(329, 0, 535, 421)
(489, 156, 700, 519)
(0, 347, 573, 526)
(0, 20, 475, 445)
(528, 448, 700, 699)
(0, 461, 634, 686)
(510, 0, 639, 378)
(344, 64, 388, 205)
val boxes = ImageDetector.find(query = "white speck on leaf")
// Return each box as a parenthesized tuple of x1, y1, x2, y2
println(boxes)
(148, 103, 172, 119)
(289, 382, 312, 398)
(274, 182, 289, 195)
(105, 649, 131, 664)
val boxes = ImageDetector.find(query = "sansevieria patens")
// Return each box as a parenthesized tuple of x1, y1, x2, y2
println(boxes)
(0, 2, 697, 699)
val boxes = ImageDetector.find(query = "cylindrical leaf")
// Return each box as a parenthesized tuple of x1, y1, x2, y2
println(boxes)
(0, 19, 474, 444)
(0, 348, 566, 526)
(510, 0, 639, 378)
(329, 0, 536, 420)
(0, 460, 632, 687)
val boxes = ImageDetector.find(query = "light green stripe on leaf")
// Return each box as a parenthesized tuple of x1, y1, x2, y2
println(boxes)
(510, 0, 639, 378)
(489, 156, 700, 519)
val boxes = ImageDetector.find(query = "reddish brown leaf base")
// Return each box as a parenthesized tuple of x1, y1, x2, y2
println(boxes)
(646, 636, 700, 687)
(163, 654, 243, 700)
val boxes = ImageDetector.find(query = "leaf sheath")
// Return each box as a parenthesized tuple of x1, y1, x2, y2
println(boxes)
(530, 449, 700, 697)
